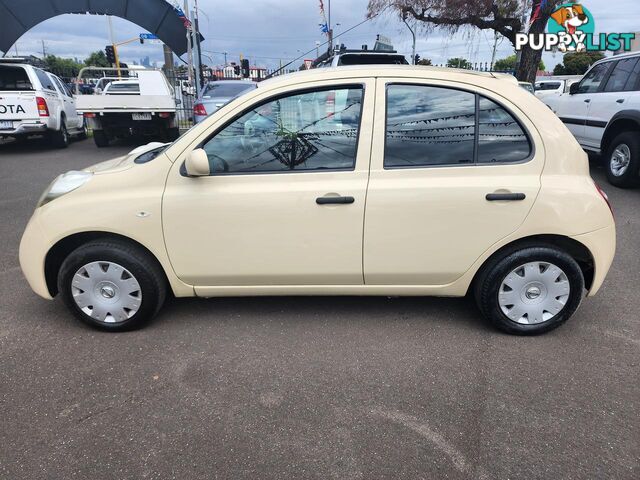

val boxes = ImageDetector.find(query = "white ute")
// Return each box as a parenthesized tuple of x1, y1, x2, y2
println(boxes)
(0, 59, 85, 147)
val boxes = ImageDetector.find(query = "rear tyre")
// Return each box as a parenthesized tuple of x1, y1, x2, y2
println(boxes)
(605, 131, 640, 188)
(58, 240, 167, 331)
(474, 246, 584, 335)
(93, 130, 109, 148)
(50, 119, 69, 148)
(77, 120, 88, 140)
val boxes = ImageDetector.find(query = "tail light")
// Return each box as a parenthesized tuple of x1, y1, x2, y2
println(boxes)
(83, 112, 96, 118)
(158, 112, 171, 118)
(36, 97, 49, 117)
(326, 91, 335, 118)
(193, 103, 207, 116)
(594, 182, 614, 218)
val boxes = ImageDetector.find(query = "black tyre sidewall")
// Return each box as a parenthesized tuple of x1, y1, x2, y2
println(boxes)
(93, 130, 109, 147)
(51, 119, 69, 148)
(477, 247, 584, 335)
(605, 131, 640, 188)
(58, 243, 165, 331)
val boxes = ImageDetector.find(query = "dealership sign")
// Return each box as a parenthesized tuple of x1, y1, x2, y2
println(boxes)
(516, 2, 636, 52)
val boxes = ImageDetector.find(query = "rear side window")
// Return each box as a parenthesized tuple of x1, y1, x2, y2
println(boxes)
(33, 69, 56, 91)
(604, 58, 640, 92)
(0, 66, 33, 91)
(384, 84, 531, 168)
(535, 82, 561, 91)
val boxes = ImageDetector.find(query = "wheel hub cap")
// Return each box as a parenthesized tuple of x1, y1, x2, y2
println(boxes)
(498, 262, 570, 325)
(71, 261, 142, 324)
(610, 144, 631, 177)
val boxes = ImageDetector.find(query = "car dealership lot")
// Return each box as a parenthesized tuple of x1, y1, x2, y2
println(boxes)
(1, 138, 638, 479)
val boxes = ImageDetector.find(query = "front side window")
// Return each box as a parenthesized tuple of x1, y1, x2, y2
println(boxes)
(384, 85, 531, 168)
(578, 63, 611, 94)
(201, 86, 363, 174)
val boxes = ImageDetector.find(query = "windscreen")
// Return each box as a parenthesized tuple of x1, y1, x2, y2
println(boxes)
(337, 54, 408, 65)
(203, 82, 255, 97)
(0, 65, 33, 91)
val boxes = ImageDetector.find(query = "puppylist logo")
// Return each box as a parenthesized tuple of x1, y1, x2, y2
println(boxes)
(516, 2, 636, 53)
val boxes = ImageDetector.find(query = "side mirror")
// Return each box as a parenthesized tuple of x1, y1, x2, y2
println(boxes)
(569, 82, 580, 95)
(184, 148, 210, 176)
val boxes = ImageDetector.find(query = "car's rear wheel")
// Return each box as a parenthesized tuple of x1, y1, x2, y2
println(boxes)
(605, 131, 640, 188)
(475, 246, 584, 335)
(58, 240, 167, 331)
(50, 119, 69, 148)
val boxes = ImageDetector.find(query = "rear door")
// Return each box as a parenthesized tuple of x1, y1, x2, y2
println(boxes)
(363, 79, 543, 286)
(583, 57, 640, 150)
(50, 74, 81, 128)
(0, 65, 39, 128)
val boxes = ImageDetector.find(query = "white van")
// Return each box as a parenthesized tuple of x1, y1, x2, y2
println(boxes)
(0, 61, 85, 147)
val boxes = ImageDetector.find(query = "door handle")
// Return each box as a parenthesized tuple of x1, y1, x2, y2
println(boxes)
(486, 193, 526, 201)
(584, 99, 591, 103)
(316, 196, 355, 205)
(616, 99, 625, 104)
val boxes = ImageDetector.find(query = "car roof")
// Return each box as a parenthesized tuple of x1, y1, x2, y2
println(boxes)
(261, 65, 518, 88)
(592, 51, 639, 67)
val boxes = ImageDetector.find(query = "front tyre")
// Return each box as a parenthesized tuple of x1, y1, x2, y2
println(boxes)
(475, 246, 584, 335)
(58, 240, 167, 331)
(605, 131, 640, 188)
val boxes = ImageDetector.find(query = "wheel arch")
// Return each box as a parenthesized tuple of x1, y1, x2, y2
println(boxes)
(44, 231, 169, 297)
(469, 234, 595, 295)
(601, 111, 640, 153)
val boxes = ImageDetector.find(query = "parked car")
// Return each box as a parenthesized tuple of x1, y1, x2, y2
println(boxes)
(177, 78, 195, 96)
(20, 65, 615, 335)
(313, 46, 408, 68)
(193, 80, 257, 123)
(535, 78, 582, 100)
(0, 60, 85, 147)
(75, 68, 179, 147)
(519, 81, 534, 94)
(544, 51, 640, 187)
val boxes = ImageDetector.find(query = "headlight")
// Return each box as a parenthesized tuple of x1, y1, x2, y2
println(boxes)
(37, 170, 93, 208)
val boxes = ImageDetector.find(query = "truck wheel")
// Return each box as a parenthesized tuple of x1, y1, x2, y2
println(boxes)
(605, 131, 640, 188)
(165, 127, 180, 142)
(93, 130, 109, 148)
(50, 119, 70, 148)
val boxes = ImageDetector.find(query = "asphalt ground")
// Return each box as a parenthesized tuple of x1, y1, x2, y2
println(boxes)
(1, 136, 638, 479)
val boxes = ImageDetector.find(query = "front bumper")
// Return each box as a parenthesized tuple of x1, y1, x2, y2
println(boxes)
(19, 214, 53, 300)
(571, 224, 616, 296)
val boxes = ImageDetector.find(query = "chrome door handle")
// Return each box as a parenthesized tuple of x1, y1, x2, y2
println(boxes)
(616, 99, 625, 104)
(584, 99, 591, 103)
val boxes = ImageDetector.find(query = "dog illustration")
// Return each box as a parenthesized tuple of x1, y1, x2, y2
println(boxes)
(550, 4, 589, 52)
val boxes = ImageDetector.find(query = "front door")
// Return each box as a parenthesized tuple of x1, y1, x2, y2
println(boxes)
(162, 80, 374, 289)
(364, 80, 543, 286)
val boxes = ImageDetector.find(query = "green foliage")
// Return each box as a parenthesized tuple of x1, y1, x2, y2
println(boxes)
(417, 58, 432, 66)
(84, 50, 110, 68)
(44, 55, 82, 78)
(553, 51, 606, 75)
(446, 57, 472, 69)
(493, 54, 545, 72)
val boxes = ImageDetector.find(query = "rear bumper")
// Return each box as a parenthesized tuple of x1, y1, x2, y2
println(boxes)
(571, 224, 616, 296)
(0, 120, 48, 136)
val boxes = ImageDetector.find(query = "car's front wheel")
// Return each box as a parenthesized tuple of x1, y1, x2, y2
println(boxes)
(605, 131, 640, 188)
(57, 240, 167, 331)
(475, 246, 584, 335)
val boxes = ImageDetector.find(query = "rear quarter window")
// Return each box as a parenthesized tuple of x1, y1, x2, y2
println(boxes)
(0, 66, 34, 91)
(33, 69, 56, 91)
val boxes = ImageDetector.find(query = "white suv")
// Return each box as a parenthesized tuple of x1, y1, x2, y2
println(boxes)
(0, 61, 85, 147)
(544, 52, 640, 187)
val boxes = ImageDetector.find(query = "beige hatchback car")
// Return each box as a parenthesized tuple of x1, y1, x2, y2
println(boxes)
(20, 66, 616, 335)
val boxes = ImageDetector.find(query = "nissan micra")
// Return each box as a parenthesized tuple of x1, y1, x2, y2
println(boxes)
(19, 66, 616, 335)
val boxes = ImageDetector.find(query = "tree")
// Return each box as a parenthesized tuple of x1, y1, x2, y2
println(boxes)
(494, 54, 545, 72)
(367, 0, 564, 83)
(553, 51, 605, 76)
(446, 57, 471, 69)
(417, 58, 432, 66)
(44, 55, 82, 79)
(84, 50, 110, 68)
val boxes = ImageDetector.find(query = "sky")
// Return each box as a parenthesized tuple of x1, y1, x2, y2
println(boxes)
(4, 0, 640, 71)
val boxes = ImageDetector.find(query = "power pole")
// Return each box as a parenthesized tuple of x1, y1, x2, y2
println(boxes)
(184, 0, 195, 94)
(107, 16, 121, 78)
(402, 16, 416, 64)
(41, 40, 46, 59)
(327, 0, 333, 51)
(193, 0, 204, 89)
